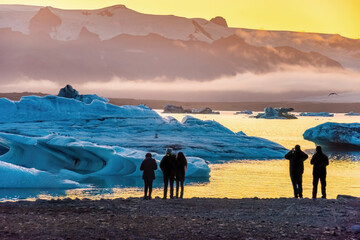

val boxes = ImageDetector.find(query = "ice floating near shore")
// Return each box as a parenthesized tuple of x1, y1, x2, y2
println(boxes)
(0, 92, 288, 188)
(0, 96, 287, 160)
(0, 160, 85, 189)
(299, 112, 334, 117)
(345, 112, 360, 116)
(255, 107, 297, 119)
(234, 110, 253, 115)
(0, 133, 210, 175)
(0, 95, 158, 123)
(303, 122, 360, 148)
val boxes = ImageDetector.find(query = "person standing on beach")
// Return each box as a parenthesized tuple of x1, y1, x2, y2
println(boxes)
(140, 153, 158, 200)
(311, 146, 329, 199)
(160, 148, 176, 199)
(175, 152, 188, 199)
(285, 145, 308, 198)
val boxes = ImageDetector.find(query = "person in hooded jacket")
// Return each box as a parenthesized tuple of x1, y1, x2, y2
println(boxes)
(285, 145, 308, 198)
(175, 151, 188, 199)
(160, 148, 176, 199)
(140, 153, 158, 200)
(311, 146, 329, 199)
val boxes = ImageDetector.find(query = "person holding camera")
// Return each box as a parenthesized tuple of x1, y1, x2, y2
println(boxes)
(285, 145, 308, 198)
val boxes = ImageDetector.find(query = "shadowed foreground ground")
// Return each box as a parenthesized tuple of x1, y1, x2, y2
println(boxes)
(0, 197, 359, 239)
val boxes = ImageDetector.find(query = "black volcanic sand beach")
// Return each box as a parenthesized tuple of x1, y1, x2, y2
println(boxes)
(0, 197, 359, 240)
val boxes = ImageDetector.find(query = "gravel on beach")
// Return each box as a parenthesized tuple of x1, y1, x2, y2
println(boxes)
(0, 196, 359, 240)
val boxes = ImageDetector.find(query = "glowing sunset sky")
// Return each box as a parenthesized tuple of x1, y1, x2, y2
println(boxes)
(0, 0, 359, 39)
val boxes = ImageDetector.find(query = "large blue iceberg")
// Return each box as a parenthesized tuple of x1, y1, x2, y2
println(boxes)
(303, 122, 360, 149)
(0, 93, 287, 188)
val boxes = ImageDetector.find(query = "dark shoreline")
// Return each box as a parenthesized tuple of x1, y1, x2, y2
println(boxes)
(0, 196, 358, 239)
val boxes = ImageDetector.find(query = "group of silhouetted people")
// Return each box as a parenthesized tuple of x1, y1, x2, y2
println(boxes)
(285, 145, 329, 199)
(140, 145, 328, 200)
(140, 148, 187, 200)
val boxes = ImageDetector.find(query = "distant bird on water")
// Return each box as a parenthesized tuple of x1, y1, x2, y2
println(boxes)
(328, 92, 338, 97)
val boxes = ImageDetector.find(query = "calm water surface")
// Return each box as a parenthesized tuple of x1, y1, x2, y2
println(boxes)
(2, 111, 360, 201)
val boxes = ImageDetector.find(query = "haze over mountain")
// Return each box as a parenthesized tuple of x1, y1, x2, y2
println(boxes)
(0, 4, 359, 101)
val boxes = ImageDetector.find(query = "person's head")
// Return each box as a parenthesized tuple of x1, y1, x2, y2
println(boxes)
(145, 152, 152, 158)
(295, 145, 301, 151)
(177, 151, 185, 159)
(316, 146, 322, 153)
(165, 148, 172, 155)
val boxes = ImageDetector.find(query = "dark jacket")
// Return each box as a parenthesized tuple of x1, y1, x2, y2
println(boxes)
(160, 154, 176, 177)
(285, 150, 308, 175)
(140, 157, 158, 181)
(176, 155, 188, 180)
(311, 152, 329, 176)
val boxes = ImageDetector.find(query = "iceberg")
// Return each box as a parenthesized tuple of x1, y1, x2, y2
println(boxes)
(299, 112, 334, 117)
(303, 122, 360, 148)
(234, 110, 253, 115)
(255, 107, 297, 119)
(58, 84, 109, 104)
(345, 112, 360, 116)
(0, 90, 289, 188)
(163, 104, 219, 114)
(0, 133, 210, 178)
(0, 160, 85, 189)
(0, 96, 287, 160)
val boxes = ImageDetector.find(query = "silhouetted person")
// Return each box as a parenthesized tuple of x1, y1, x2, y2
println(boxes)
(311, 146, 329, 199)
(285, 145, 308, 198)
(160, 148, 176, 199)
(175, 152, 188, 199)
(140, 153, 158, 200)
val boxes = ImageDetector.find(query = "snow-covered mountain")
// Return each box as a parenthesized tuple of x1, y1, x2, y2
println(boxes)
(0, 4, 234, 42)
(0, 4, 359, 82)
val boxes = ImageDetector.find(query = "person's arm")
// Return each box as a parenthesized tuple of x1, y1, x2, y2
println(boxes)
(324, 155, 329, 166)
(160, 157, 164, 171)
(310, 155, 315, 165)
(140, 160, 144, 171)
(185, 158, 188, 171)
(302, 152, 308, 161)
(284, 151, 293, 160)
(153, 159, 158, 170)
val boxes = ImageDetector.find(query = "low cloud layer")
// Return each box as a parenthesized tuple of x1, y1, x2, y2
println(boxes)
(2, 68, 359, 102)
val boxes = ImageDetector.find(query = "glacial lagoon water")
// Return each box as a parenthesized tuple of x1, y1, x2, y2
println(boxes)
(1, 111, 360, 201)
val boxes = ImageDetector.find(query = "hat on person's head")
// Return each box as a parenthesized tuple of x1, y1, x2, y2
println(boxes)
(165, 148, 172, 154)
(316, 146, 322, 152)
(146, 152, 152, 157)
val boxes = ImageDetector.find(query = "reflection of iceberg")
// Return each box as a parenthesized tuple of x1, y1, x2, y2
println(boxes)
(299, 112, 334, 117)
(303, 122, 360, 150)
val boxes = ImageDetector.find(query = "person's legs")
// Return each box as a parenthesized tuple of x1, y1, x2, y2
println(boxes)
(144, 180, 149, 199)
(180, 180, 184, 198)
(176, 180, 179, 198)
(312, 174, 319, 199)
(297, 174, 303, 198)
(320, 174, 326, 198)
(170, 177, 174, 199)
(290, 174, 298, 198)
(148, 180, 153, 199)
(163, 175, 168, 199)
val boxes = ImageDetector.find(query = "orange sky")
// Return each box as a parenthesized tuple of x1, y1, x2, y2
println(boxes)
(0, 0, 359, 39)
